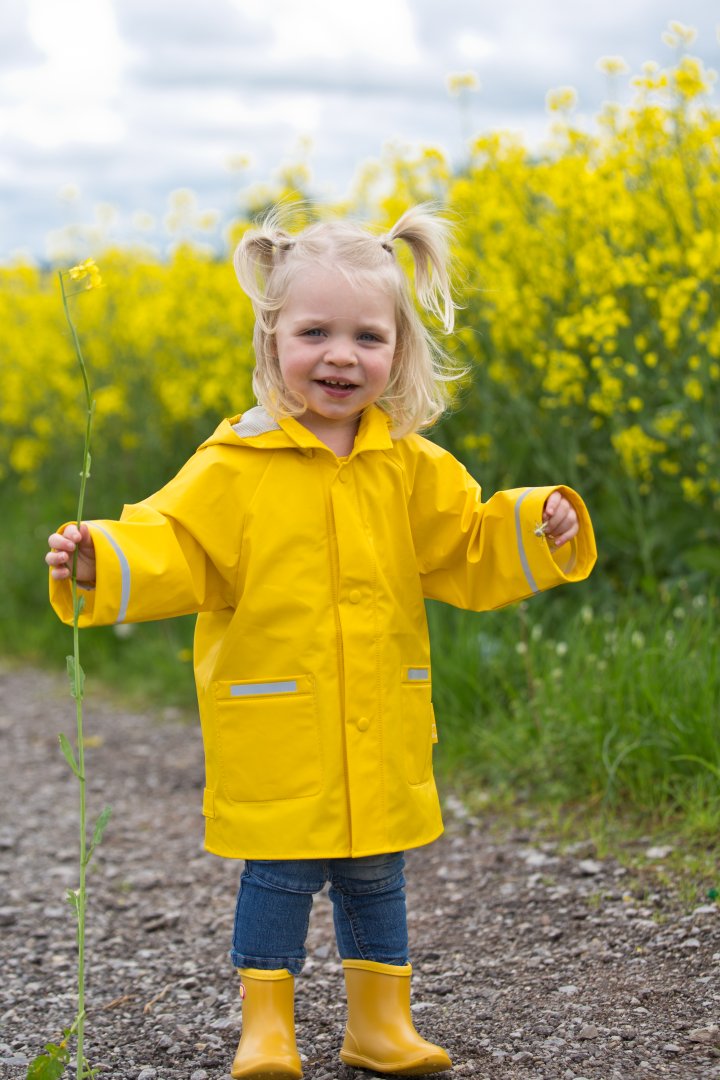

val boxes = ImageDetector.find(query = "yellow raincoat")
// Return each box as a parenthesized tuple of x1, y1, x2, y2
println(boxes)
(50, 404, 596, 859)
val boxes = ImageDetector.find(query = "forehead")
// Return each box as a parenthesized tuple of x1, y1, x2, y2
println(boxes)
(282, 264, 396, 324)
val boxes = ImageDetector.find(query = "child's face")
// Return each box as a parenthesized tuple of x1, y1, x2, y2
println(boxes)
(274, 266, 397, 445)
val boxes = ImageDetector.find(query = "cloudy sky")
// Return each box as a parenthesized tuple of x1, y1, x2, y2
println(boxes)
(1, 0, 718, 262)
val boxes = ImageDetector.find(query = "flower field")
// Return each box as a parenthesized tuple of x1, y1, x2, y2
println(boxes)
(3, 42, 719, 586)
(1, 31, 718, 834)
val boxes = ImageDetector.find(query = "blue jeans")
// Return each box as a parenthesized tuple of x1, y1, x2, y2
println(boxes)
(230, 853, 408, 975)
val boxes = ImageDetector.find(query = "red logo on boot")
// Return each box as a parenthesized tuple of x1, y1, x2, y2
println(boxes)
(239, 982, 246, 999)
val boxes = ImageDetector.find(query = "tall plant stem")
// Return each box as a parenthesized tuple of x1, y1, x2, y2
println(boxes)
(59, 272, 96, 1080)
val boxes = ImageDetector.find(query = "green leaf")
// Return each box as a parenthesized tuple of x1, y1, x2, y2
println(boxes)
(66, 655, 85, 700)
(92, 805, 112, 847)
(65, 888, 80, 919)
(86, 805, 112, 865)
(25, 1042, 70, 1079)
(73, 592, 86, 619)
(58, 733, 80, 778)
(80, 451, 92, 480)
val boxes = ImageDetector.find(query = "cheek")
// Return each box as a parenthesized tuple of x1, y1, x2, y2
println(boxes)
(277, 353, 307, 389)
(374, 352, 395, 387)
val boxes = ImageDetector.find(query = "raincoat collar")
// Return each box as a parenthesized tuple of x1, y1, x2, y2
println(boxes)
(205, 404, 394, 458)
(279, 404, 394, 457)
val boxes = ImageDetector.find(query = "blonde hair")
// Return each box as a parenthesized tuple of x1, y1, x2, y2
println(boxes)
(233, 204, 462, 437)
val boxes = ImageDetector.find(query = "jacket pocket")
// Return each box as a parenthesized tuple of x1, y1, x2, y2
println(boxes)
(400, 666, 434, 786)
(213, 675, 322, 802)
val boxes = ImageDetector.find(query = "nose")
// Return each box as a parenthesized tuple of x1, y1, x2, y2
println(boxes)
(324, 335, 358, 365)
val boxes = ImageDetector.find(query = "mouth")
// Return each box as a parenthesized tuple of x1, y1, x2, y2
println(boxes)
(316, 378, 357, 389)
(314, 378, 359, 399)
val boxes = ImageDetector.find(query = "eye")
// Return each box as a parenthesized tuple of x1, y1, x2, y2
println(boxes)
(302, 327, 325, 338)
(358, 331, 381, 343)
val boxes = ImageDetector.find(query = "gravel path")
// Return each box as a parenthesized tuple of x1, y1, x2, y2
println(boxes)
(1, 664, 719, 1080)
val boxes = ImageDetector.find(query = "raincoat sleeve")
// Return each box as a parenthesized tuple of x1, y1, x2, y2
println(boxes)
(404, 439, 597, 611)
(49, 447, 242, 628)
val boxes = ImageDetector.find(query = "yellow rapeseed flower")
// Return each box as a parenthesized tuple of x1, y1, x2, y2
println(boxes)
(684, 377, 704, 401)
(612, 426, 666, 477)
(446, 71, 480, 96)
(672, 56, 716, 100)
(596, 56, 629, 77)
(67, 258, 102, 290)
(681, 476, 703, 503)
(664, 21, 698, 47)
(546, 86, 578, 113)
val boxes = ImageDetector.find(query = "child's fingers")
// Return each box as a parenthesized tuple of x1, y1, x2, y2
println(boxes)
(48, 529, 76, 551)
(45, 546, 71, 577)
(549, 524, 578, 547)
(542, 496, 578, 546)
(46, 526, 85, 578)
(48, 564, 71, 580)
(543, 491, 562, 520)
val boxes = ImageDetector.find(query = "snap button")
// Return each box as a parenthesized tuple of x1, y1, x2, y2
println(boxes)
(349, 589, 361, 604)
(356, 716, 370, 732)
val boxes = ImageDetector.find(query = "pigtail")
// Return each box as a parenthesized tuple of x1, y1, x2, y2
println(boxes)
(233, 208, 294, 322)
(385, 205, 455, 334)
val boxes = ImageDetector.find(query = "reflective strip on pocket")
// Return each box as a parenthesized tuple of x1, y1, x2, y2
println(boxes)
(403, 666, 430, 683)
(230, 679, 298, 697)
(214, 675, 313, 702)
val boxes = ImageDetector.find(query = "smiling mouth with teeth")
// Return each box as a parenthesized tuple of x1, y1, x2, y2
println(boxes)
(318, 379, 355, 388)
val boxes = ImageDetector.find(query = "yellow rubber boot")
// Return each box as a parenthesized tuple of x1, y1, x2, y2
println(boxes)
(231, 968, 302, 1080)
(340, 959, 452, 1075)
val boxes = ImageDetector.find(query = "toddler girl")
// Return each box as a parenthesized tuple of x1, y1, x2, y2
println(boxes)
(47, 205, 596, 1078)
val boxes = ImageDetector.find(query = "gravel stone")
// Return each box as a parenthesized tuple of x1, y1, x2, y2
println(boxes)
(689, 1026, 720, 1045)
(2, 665, 720, 1079)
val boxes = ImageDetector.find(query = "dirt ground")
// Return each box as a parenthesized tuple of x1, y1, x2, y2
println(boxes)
(1, 664, 719, 1080)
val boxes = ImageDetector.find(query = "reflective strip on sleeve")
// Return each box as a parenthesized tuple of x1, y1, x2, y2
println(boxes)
(230, 680, 298, 697)
(88, 523, 131, 623)
(407, 667, 430, 681)
(514, 488, 540, 595)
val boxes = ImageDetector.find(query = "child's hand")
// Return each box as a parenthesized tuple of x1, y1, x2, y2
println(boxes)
(542, 492, 578, 548)
(46, 523, 97, 584)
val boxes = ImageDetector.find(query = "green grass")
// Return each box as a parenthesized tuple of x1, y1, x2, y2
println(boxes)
(429, 586, 720, 845)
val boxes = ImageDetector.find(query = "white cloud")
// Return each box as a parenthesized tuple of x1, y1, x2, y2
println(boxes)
(238, 0, 422, 65)
(455, 31, 498, 62)
(0, 0, 129, 148)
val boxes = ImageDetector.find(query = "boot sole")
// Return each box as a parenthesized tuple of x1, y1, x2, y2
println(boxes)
(340, 1048, 451, 1075)
(231, 1062, 302, 1079)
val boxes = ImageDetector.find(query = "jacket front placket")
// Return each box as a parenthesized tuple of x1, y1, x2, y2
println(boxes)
(329, 448, 387, 854)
